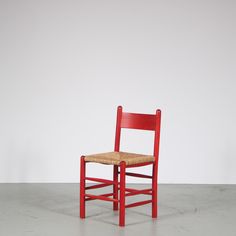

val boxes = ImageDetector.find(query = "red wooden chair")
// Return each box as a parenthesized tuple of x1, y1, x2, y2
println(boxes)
(80, 106, 161, 226)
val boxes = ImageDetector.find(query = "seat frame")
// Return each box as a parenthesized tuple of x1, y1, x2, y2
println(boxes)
(80, 106, 161, 226)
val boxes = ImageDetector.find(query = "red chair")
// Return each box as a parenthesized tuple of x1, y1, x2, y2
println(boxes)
(80, 106, 161, 226)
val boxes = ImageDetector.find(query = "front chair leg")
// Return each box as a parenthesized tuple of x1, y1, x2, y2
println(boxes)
(152, 162, 158, 218)
(119, 161, 126, 226)
(80, 156, 86, 218)
(113, 165, 119, 211)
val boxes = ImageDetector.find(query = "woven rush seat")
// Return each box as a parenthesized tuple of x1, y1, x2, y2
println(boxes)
(84, 151, 155, 166)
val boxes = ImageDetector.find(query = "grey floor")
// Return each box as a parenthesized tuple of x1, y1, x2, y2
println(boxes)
(0, 184, 236, 236)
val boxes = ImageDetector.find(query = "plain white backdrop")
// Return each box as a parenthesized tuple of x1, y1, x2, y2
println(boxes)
(0, 0, 235, 183)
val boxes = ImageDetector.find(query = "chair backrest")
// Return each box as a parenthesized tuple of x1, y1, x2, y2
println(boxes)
(114, 106, 161, 161)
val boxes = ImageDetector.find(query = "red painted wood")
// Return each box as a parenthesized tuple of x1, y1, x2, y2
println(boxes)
(121, 112, 156, 131)
(80, 156, 86, 218)
(152, 109, 161, 218)
(125, 188, 152, 197)
(114, 106, 122, 151)
(154, 109, 161, 160)
(85, 183, 112, 190)
(113, 165, 119, 210)
(85, 192, 114, 201)
(125, 162, 154, 168)
(85, 193, 118, 202)
(152, 162, 158, 218)
(85, 177, 114, 184)
(125, 200, 152, 208)
(85, 193, 114, 201)
(119, 161, 126, 227)
(114, 107, 122, 210)
(124, 187, 152, 195)
(123, 172, 152, 179)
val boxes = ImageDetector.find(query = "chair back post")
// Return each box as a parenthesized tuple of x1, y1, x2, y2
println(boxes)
(154, 109, 161, 163)
(114, 106, 123, 152)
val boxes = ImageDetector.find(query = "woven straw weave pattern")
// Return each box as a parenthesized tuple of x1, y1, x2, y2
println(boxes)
(84, 151, 154, 166)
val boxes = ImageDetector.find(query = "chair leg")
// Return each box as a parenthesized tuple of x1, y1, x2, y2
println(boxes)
(119, 161, 126, 226)
(80, 156, 86, 218)
(113, 165, 119, 211)
(152, 162, 158, 218)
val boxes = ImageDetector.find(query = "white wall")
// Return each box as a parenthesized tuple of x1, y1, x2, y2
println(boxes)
(0, 0, 235, 184)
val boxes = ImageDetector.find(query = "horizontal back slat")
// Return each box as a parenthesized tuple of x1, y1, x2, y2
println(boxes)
(121, 112, 156, 131)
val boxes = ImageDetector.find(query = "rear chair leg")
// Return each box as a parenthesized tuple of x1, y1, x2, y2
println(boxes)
(152, 162, 158, 218)
(119, 161, 126, 226)
(80, 156, 86, 218)
(113, 165, 119, 211)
